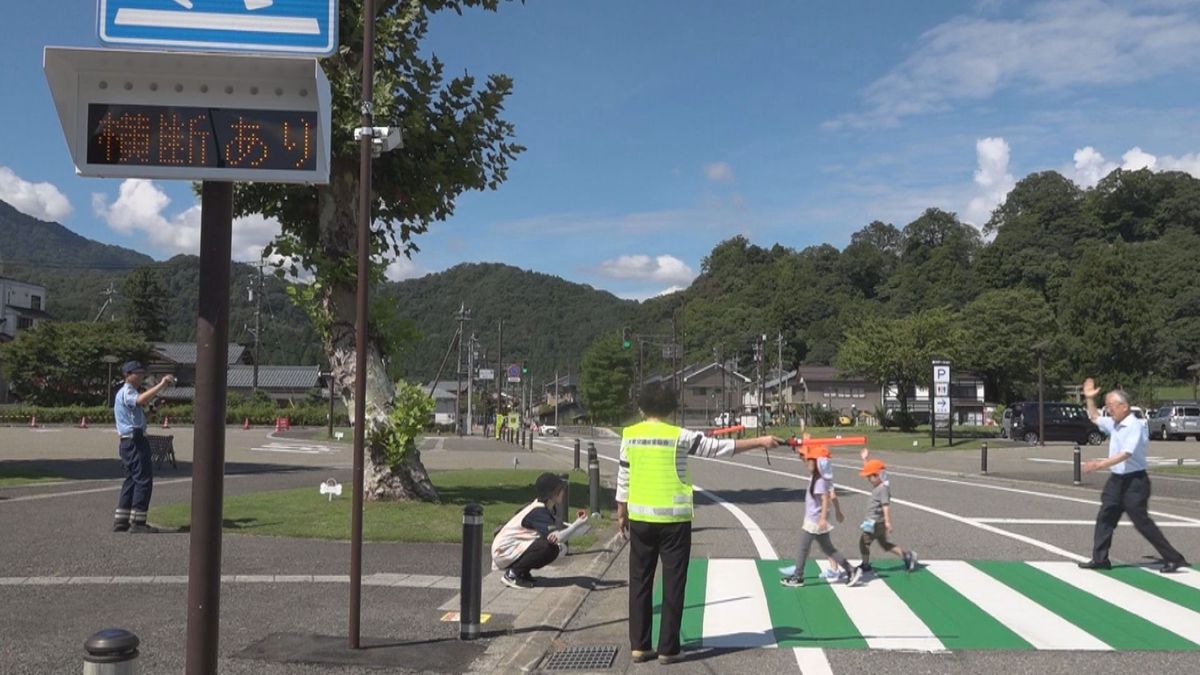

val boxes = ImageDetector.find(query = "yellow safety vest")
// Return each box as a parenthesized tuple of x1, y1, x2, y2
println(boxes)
(624, 420, 692, 523)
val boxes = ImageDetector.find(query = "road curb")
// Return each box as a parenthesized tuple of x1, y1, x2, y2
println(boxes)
(468, 529, 628, 674)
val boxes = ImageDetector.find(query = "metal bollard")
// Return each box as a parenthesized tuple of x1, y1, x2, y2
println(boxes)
(1073, 443, 1082, 486)
(573, 438, 581, 470)
(527, 429, 534, 451)
(587, 442, 600, 518)
(519, 427, 525, 446)
(460, 503, 483, 641)
(83, 628, 139, 674)
(554, 473, 568, 532)
(980, 442, 988, 474)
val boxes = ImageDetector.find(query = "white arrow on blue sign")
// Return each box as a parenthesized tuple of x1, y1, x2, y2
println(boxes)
(99, 0, 338, 56)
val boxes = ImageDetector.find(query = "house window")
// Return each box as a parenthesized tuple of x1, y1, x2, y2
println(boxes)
(30, 295, 42, 311)
(17, 317, 33, 330)
(853, 386, 865, 398)
(691, 387, 707, 397)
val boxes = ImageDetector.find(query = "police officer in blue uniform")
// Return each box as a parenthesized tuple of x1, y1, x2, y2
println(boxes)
(112, 361, 173, 533)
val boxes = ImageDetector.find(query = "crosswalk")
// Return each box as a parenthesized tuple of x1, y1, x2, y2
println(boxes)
(651, 559, 1200, 652)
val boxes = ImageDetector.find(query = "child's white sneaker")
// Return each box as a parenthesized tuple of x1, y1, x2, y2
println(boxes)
(820, 568, 845, 581)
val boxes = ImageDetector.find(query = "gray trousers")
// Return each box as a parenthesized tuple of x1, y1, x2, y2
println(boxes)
(794, 529, 852, 577)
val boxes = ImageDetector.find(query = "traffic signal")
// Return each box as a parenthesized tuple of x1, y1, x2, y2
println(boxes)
(622, 327, 632, 350)
(522, 365, 528, 375)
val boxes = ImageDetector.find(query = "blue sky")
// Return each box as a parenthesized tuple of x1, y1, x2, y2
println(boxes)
(4, 1, 1200, 300)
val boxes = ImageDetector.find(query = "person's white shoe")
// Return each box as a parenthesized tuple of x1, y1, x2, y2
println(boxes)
(847, 566, 864, 587)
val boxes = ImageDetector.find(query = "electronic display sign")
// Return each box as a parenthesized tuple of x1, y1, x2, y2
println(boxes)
(87, 104, 316, 171)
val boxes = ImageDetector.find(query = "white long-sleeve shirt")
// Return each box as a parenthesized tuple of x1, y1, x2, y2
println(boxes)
(616, 428, 736, 503)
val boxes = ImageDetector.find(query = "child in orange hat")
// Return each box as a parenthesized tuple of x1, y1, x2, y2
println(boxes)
(780, 443, 863, 588)
(858, 453, 916, 575)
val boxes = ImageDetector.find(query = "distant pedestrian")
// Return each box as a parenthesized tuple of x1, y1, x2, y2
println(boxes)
(617, 382, 782, 665)
(780, 444, 863, 588)
(856, 454, 916, 575)
(1078, 378, 1189, 573)
(112, 361, 173, 533)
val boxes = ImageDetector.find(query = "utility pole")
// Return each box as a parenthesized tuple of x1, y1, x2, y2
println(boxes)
(777, 332, 784, 424)
(248, 260, 263, 394)
(94, 283, 118, 323)
(454, 303, 470, 436)
(467, 334, 477, 436)
(497, 319, 503, 415)
(671, 315, 679, 425)
(554, 367, 560, 427)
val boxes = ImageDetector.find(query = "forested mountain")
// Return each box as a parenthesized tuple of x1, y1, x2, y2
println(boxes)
(380, 262, 636, 387)
(3, 165, 1199, 403)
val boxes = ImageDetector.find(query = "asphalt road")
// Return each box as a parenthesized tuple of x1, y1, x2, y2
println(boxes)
(537, 434, 1200, 674)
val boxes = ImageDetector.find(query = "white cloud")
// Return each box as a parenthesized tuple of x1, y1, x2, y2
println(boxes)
(964, 137, 1016, 226)
(616, 285, 688, 302)
(385, 256, 420, 282)
(827, 0, 1200, 128)
(0, 166, 72, 221)
(704, 162, 735, 183)
(1068, 145, 1200, 187)
(598, 254, 695, 285)
(92, 179, 280, 261)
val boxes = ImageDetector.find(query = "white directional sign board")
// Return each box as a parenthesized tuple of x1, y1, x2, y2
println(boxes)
(933, 364, 951, 384)
(934, 397, 951, 415)
(935, 383, 948, 397)
(99, 0, 338, 56)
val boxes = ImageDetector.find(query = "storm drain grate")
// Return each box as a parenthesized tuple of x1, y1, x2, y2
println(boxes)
(542, 644, 619, 671)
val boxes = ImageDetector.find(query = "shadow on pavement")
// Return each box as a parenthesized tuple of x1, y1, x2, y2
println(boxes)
(235, 632, 486, 670)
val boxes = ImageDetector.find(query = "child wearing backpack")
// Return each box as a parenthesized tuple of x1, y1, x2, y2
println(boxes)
(857, 454, 917, 575)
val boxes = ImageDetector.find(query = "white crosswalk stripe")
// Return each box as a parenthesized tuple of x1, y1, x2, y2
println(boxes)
(923, 560, 1112, 651)
(702, 559, 777, 649)
(1030, 562, 1200, 646)
(829, 572, 946, 652)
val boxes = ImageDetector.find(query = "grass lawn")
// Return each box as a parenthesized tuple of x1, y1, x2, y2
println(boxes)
(1154, 465, 1200, 477)
(151, 469, 612, 547)
(0, 468, 67, 487)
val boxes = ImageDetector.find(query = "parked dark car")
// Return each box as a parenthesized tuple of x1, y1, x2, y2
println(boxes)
(1009, 401, 1106, 445)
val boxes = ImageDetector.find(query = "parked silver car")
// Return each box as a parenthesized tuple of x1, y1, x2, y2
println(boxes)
(1147, 403, 1200, 441)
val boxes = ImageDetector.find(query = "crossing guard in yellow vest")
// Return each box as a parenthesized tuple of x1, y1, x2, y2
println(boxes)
(616, 382, 783, 665)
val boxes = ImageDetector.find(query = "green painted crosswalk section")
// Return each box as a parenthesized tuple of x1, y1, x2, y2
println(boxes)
(646, 559, 1200, 652)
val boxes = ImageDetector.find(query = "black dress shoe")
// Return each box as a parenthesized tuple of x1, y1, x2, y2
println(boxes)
(128, 523, 160, 534)
(1078, 560, 1111, 570)
(1160, 560, 1190, 574)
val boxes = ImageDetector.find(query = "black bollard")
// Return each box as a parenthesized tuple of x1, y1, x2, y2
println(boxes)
(554, 473, 568, 532)
(587, 442, 600, 518)
(981, 442, 988, 475)
(519, 427, 525, 446)
(573, 438, 581, 470)
(83, 628, 139, 675)
(460, 503, 483, 641)
(1073, 443, 1082, 486)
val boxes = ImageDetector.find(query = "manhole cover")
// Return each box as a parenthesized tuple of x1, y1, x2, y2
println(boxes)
(542, 644, 618, 671)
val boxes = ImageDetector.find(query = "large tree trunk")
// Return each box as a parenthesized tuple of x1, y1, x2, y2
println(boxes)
(320, 161, 438, 502)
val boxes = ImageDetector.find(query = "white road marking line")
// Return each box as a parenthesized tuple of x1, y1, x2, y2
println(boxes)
(701, 559, 777, 649)
(1029, 561, 1200, 645)
(971, 518, 1200, 527)
(923, 561, 1111, 651)
(1144, 566, 1200, 593)
(828, 575, 945, 652)
(0, 474, 255, 504)
(792, 648, 834, 675)
(694, 484, 776, 558)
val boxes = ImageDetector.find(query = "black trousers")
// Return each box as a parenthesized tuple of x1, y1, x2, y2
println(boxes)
(629, 520, 691, 656)
(116, 431, 154, 521)
(509, 537, 559, 576)
(1092, 471, 1184, 564)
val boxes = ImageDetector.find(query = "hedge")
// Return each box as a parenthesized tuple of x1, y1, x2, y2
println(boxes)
(0, 404, 349, 427)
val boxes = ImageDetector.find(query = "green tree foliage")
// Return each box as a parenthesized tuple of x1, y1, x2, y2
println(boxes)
(579, 334, 635, 424)
(883, 208, 981, 311)
(121, 266, 168, 340)
(957, 288, 1059, 402)
(836, 308, 962, 429)
(376, 380, 435, 468)
(0, 322, 150, 406)
(233, 1, 523, 501)
(1057, 242, 1161, 390)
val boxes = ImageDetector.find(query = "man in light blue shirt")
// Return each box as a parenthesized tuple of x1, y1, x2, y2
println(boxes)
(1079, 378, 1188, 573)
(112, 361, 173, 533)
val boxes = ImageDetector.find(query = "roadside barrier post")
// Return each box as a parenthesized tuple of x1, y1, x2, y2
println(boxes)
(555, 473, 569, 532)
(980, 442, 988, 475)
(573, 438, 581, 470)
(83, 628, 139, 674)
(459, 503, 483, 641)
(587, 442, 600, 518)
(1073, 444, 1082, 486)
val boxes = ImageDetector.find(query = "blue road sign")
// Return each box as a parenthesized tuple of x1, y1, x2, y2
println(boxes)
(99, 0, 337, 56)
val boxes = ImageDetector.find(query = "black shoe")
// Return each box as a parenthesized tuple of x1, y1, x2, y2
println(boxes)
(779, 574, 805, 588)
(500, 571, 534, 589)
(630, 649, 656, 663)
(1077, 559, 1111, 570)
(1161, 560, 1190, 574)
(128, 523, 160, 534)
(112, 522, 130, 533)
